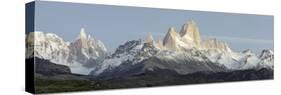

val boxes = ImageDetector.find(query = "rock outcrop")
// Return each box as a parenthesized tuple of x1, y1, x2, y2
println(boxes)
(149, 20, 232, 52)
(163, 27, 181, 51)
(69, 28, 107, 67)
(201, 38, 232, 52)
(180, 20, 201, 48)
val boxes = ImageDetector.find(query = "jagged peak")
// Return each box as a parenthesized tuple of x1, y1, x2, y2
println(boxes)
(259, 49, 274, 59)
(28, 31, 66, 43)
(201, 38, 232, 52)
(168, 27, 176, 32)
(162, 27, 181, 50)
(145, 33, 154, 44)
(167, 27, 179, 37)
(179, 20, 201, 48)
(180, 24, 188, 36)
(163, 27, 180, 44)
(259, 49, 274, 61)
(182, 19, 197, 26)
(261, 49, 273, 54)
(155, 39, 164, 49)
(79, 27, 87, 39)
(179, 20, 198, 37)
(27, 30, 109, 74)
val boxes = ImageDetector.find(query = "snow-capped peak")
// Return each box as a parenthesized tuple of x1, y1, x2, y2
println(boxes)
(201, 38, 232, 52)
(26, 28, 108, 75)
(259, 49, 273, 60)
(75, 28, 89, 48)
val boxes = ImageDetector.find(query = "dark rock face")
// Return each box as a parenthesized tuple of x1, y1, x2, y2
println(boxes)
(26, 57, 71, 76)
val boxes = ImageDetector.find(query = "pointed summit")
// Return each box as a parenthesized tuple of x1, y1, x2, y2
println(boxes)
(79, 28, 87, 40)
(145, 33, 154, 44)
(155, 39, 163, 49)
(179, 20, 201, 47)
(201, 38, 232, 52)
(167, 27, 179, 37)
(179, 20, 196, 36)
(77, 28, 89, 48)
(163, 27, 180, 50)
(259, 49, 274, 59)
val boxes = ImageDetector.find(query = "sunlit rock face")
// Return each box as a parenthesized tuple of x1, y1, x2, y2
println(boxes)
(26, 28, 108, 74)
(69, 28, 108, 67)
(144, 33, 154, 44)
(155, 39, 163, 50)
(141, 20, 233, 52)
(201, 38, 232, 52)
(163, 27, 181, 51)
(160, 20, 231, 52)
(179, 20, 201, 48)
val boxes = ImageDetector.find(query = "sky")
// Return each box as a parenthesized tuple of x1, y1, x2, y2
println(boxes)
(34, 1, 274, 53)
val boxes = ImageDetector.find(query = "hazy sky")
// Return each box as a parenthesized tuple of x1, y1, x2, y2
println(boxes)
(34, 1, 274, 52)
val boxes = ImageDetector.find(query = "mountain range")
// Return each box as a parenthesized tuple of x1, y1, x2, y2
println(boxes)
(88, 20, 273, 79)
(26, 20, 274, 78)
(26, 28, 107, 74)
